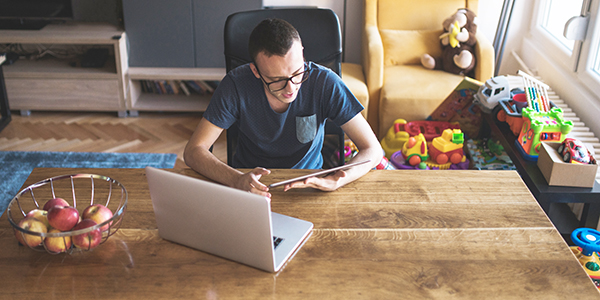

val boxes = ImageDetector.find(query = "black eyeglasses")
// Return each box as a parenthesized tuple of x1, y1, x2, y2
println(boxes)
(255, 62, 310, 92)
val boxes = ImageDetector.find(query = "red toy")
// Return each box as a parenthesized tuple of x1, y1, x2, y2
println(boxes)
(429, 129, 465, 165)
(558, 138, 595, 164)
(400, 129, 467, 169)
(398, 120, 460, 142)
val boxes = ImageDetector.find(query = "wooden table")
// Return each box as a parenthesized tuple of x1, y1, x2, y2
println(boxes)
(1, 168, 598, 299)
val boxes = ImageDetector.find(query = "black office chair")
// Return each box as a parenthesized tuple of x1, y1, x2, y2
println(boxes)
(223, 8, 346, 168)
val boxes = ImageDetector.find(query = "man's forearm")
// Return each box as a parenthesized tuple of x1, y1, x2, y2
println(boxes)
(336, 146, 382, 188)
(184, 146, 243, 188)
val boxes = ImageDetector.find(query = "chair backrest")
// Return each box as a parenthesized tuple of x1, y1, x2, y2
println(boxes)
(374, 0, 478, 31)
(223, 8, 345, 167)
(224, 8, 342, 75)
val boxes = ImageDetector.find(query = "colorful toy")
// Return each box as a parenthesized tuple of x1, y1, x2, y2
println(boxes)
(429, 129, 465, 165)
(390, 151, 430, 170)
(558, 138, 595, 165)
(516, 106, 573, 161)
(570, 228, 600, 288)
(520, 71, 552, 113)
(375, 155, 396, 170)
(428, 77, 483, 139)
(401, 133, 429, 166)
(380, 118, 460, 158)
(421, 8, 478, 76)
(496, 92, 528, 136)
(390, 150, 469, 170)
(474, 75, 510, 113)
(511, 72, 572, 161)
(397, 129, 468, 170)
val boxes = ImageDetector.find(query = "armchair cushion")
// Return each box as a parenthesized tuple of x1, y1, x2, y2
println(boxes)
(363, 0, 492, 138)
(379, 65, 464, 137)
(380, 29, 443, 66)
(341, 62, 369, 120)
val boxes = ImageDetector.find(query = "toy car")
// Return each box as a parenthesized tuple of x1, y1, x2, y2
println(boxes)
(474, 75, 524, 114)
(474, 76, 510, 113)
(558, 138, 593, 164)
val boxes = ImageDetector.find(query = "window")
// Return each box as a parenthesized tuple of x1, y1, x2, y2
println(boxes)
(539, 0, 584, 51)
(531, 0, 600, 94)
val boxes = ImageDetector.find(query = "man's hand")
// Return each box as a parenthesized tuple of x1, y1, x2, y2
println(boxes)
(234, 167, 272, 198)
(283, 170, 347, 192)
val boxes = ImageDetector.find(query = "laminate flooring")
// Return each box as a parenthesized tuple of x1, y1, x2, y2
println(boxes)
(0, 111, 226, 168)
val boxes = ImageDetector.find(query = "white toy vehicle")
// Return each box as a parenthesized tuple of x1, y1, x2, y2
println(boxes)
(474, 75, 523, 114)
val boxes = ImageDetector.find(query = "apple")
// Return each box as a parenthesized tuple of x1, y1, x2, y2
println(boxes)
(44, 228, 72, 253)
(42, 198, 70, 211)
(82, 204, 113, 232)
(72, 219, 102, 250)
(26, 209, 49, 229)
(15, 217, 47, 247)
(47, 206, 80, 231)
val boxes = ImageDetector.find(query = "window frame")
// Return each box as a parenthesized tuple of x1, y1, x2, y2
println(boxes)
(576, 0, 600, 95)
(530, 0, 600, 94)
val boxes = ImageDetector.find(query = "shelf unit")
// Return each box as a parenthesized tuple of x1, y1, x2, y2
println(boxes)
(0, 22, 129, 116)
(127, 67, 226, 115)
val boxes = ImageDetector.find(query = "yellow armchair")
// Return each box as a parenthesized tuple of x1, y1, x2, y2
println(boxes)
(363, 0, 494, 137)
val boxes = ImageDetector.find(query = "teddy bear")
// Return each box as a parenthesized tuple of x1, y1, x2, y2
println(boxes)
(421, 8, 478, 76)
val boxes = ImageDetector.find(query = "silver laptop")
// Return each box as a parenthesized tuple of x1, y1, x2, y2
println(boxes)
(145, 167, 313, 273)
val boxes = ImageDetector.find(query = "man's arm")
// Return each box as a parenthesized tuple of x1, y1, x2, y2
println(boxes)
(283, 114, 382, 191)
(184, 118, 272, 197)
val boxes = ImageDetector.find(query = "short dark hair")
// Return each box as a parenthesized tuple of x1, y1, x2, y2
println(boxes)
(248, 18, 301, 62)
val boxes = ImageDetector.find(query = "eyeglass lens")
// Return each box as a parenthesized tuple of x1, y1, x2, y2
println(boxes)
(265, 64, 309, 92)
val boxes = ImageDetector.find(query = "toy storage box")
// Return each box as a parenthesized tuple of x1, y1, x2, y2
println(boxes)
(537, 142, 598, 188)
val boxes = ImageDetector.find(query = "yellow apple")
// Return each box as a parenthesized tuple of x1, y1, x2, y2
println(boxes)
(44, 228, 72, 253)
(26, 209, 49, 229)
(15, 217, 47, 248)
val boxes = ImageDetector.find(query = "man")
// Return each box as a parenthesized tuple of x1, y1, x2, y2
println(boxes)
(184, 18, 381, 198)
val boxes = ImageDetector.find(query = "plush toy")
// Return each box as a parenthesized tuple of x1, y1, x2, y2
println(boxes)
(421, 8, 478, 76)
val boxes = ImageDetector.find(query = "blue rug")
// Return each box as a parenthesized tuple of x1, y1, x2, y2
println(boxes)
(0, 151, 177, 217)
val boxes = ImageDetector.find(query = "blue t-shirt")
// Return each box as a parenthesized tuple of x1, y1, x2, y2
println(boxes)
(203, 61, 363, 169)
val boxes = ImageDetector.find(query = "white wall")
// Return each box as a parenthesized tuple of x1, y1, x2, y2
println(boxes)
(263, 0, 363, 64)
(477, 0, 505, 47)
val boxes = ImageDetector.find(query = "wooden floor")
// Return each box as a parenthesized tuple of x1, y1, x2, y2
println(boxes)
(0, 111, 227, 168)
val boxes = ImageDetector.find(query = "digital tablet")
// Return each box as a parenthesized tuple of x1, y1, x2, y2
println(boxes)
(268, 160, 371, 188)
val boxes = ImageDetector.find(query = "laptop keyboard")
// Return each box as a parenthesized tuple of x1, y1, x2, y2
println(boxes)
(273, 236, 284, 249)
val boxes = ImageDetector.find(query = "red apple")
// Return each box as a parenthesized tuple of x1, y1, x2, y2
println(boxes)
(44, 228, 72, 253)
(43, 198, 70, 211)
(26, 209, 49, 229)
(82, 204, 113, 232)
(15, 217, 47, 247)
(47, 206, 80, 231)
(72, 219, 102, 250)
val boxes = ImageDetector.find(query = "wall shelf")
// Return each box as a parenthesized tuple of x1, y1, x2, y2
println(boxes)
(127, 67, 225, 114)
(0, 22, 128, 115)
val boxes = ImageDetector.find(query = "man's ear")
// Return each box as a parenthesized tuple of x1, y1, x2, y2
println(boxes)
(249, 62, 261, 79)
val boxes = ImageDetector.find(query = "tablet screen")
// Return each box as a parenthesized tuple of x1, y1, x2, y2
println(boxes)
(268, 160, 371, 188)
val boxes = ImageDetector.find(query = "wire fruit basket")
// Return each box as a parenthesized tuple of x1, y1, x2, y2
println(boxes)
(7, 174, 127, 254)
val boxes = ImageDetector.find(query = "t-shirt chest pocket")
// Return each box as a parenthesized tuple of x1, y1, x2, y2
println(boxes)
(295, 114, 317, 144)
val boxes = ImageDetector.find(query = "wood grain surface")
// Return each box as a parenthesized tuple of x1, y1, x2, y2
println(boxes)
(0, 168, 597, 299)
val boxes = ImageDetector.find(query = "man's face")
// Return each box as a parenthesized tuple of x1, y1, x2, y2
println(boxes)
(251, 40, 306, 107)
